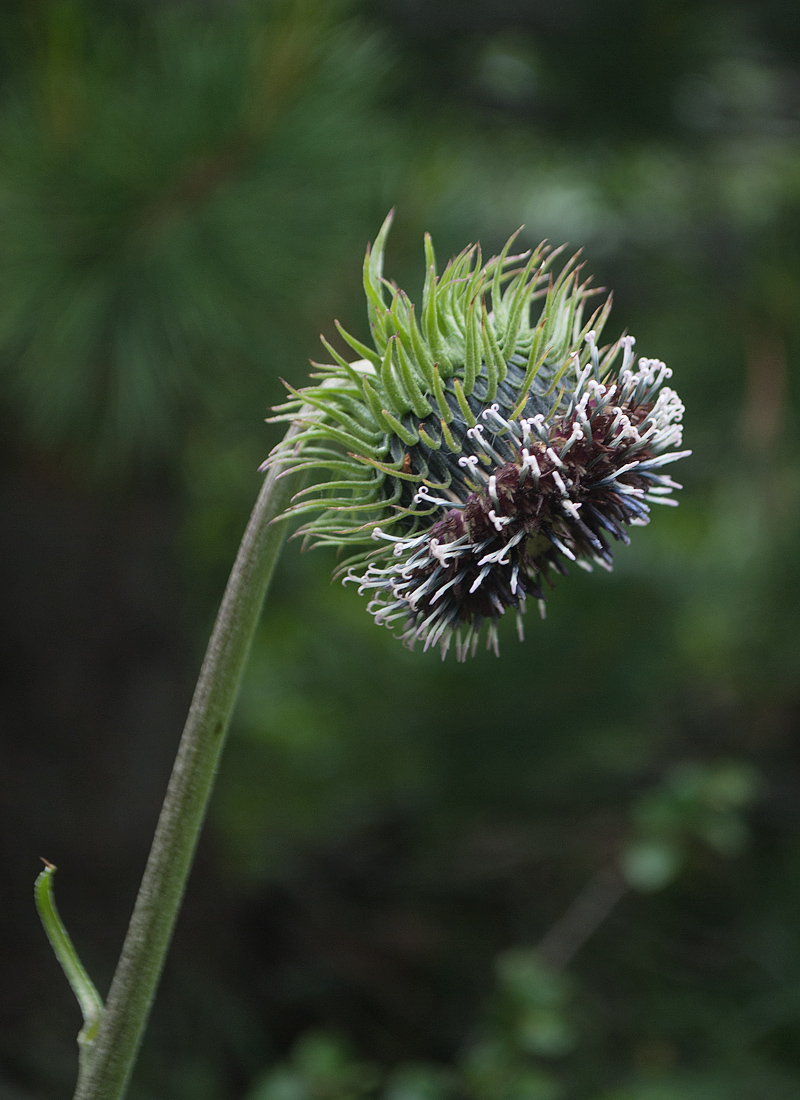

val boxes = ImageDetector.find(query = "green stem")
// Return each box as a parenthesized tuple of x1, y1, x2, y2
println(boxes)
(72, 422, 306, 1100)
(35, 863, 104, 1072)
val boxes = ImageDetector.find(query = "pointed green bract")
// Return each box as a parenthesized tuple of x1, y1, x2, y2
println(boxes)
(266, 216, 612, 556)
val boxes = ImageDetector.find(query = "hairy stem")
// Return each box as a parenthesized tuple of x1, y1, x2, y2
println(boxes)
(73, 422, 306, 1100)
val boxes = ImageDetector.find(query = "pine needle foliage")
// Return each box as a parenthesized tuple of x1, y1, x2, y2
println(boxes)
(0, 0, 385, 472)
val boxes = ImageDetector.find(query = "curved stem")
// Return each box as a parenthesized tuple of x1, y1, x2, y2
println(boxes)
(35, 863, 104, 1071)
(73, 423, 306, 1100)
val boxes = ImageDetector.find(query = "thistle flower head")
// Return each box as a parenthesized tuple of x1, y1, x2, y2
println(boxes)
(265, 213, 689, 660)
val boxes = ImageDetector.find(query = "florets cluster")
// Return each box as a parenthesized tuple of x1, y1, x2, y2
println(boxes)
(265, 213, 689, 659)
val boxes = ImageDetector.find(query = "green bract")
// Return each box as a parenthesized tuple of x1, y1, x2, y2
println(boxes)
(266, 213, 689, 659)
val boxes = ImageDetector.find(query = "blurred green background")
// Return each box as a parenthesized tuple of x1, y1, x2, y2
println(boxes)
(2, 1, 800, 1097)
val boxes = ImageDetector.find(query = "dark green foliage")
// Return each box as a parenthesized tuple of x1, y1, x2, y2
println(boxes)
(0, 0, 390, 471)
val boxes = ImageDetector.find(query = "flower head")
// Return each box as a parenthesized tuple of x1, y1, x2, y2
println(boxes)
(265, 213, 689, 660)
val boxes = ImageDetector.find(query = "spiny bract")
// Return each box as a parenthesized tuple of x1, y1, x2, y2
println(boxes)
(265, 212, 689, 660)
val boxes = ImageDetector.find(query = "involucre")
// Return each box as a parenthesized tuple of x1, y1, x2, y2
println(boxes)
(266, 214, 689, 660)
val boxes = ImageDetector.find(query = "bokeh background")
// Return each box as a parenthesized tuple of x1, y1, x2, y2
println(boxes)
(2, 1, 800, 1097)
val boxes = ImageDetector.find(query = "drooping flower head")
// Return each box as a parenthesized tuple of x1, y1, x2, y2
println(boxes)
(265, 213, 689, 660)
